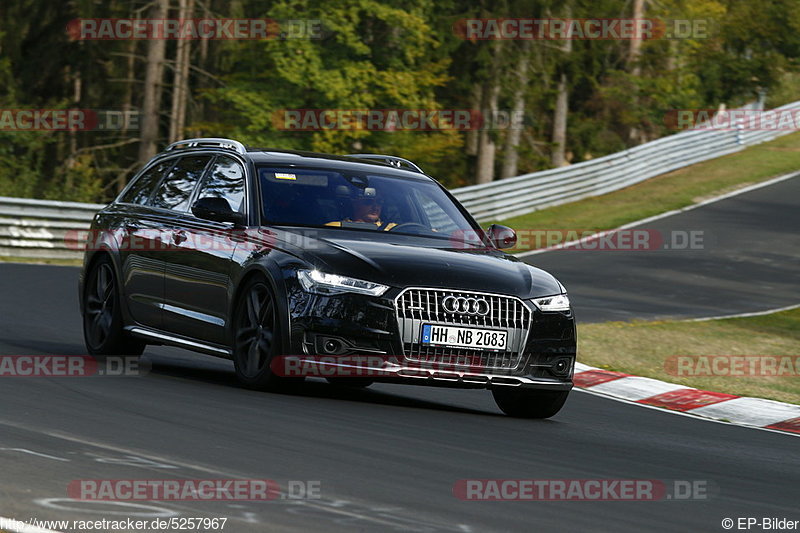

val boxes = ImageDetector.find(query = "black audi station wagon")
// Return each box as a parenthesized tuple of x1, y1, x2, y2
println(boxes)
(79, 138, 576, 418)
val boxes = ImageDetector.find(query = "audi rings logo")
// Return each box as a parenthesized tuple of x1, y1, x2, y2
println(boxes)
(442, 296, 490, 316)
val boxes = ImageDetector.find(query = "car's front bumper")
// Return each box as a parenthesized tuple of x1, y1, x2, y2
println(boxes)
(274, 354, 574, 390)
(285, 280, 577, 391)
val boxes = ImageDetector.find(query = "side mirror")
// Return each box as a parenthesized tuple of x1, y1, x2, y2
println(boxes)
(486, 224, 517, 249)
(192, 197, 244, 225)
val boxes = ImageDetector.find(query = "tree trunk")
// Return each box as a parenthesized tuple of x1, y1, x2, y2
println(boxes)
(465, 84, 482, 156)
(501, 41, 531, 178)
(551, 6, 572, 167)
(169, 0, 194, 142)
(475, 41, 503, 184)
(118, 37, 138, 194)
(138, 0, 168, 164)
(65, 64, 82, 192)
(628, 0, 645, 143)
(475, 80, 499, 183)
(628, 0, 644, 76)
(551, 72, 568, 167)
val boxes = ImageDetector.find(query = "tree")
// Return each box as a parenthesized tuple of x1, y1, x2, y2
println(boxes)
(138, 0, 168, 164)
(169, 0, 195, 142)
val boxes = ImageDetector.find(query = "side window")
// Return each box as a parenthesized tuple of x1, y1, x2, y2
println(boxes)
(119, 160, 173, 205)
(194, 155, 245, 213)
(151, 155, 212, 211)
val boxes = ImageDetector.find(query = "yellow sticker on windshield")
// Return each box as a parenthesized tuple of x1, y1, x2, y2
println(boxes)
(275, 173, 297, 180)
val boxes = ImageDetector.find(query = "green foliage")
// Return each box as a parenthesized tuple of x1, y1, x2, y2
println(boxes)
(200, 0, 463, 182)
(43, 154, 104, 203)
(0, 46, 53, 199)
(0, 133, 49, 198)
(1, 0, 799, 199)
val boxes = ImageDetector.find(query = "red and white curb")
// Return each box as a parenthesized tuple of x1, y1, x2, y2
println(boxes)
(573, 362, 800, 436)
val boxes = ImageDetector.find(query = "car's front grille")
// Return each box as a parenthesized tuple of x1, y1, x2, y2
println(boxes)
(395, 288, 532, 370)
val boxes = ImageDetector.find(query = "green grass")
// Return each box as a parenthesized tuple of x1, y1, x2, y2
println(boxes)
(495, 131, 800, 249)
(0, 255, 82, 266)
(578, 308, 800, 405)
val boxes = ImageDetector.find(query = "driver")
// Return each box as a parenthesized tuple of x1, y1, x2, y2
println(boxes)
(326, 187, 397, 231)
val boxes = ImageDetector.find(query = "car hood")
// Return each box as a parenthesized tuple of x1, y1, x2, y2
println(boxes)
(273, 227, 563, 299)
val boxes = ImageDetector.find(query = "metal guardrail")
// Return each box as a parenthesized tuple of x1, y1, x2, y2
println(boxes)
(0, 197, 104, 259)
(1, 100, 799, 259)
(451, 100, 800, 221)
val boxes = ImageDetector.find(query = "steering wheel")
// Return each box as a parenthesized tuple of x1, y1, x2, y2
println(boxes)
(387, 222, 431, 233)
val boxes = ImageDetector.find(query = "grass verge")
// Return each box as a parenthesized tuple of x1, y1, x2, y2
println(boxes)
(496, 131, 800, 244)
(0, 255, 82, 266)
(578, 308, 800, 405)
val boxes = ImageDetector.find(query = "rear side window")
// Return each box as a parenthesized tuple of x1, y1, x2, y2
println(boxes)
(195, 155, 245, 213)
(119, 160, 173, 205)
(151, 155, 212, 211)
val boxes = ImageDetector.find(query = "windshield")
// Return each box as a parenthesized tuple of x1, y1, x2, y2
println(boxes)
(257, 165, 480, 240)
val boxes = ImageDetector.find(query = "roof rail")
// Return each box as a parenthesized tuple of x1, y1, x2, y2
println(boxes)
(346, 154, 425, 174)
(165, 137, 247, 155)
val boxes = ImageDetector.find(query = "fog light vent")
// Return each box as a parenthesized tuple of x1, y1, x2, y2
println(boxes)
(552, 358, 572, 376)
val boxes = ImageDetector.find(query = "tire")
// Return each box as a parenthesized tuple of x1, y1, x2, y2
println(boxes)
(82, 256, 145, 357)
(492, 388, 569, 419)
(326, 378, 374, 388)
(232, 276, 299, 391)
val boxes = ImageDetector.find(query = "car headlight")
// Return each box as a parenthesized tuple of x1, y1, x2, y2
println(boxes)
(533, 294, 571, 312)
(297, 269, 389, 297)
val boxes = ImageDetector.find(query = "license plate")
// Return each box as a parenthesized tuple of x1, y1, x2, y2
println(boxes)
(421, 324, 507, 350)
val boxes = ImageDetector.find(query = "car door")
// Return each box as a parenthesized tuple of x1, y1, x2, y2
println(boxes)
(137, 153, 214, 335)
(161, 154, 246, 345)
(116, 157, 177, 329)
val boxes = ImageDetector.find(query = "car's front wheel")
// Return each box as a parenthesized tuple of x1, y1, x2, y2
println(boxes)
(83, 256, 145, 356)
(492, 387, 569, 418)
(232, 276, 298, 390)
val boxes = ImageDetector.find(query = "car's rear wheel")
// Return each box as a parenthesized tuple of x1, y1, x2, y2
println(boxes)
(232, 277, 298, 390)
(492, 388, 569, 418)
(83, 256, 145, 356)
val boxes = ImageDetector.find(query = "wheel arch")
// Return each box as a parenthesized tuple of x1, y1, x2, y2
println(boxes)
(227, 260, 291, 353)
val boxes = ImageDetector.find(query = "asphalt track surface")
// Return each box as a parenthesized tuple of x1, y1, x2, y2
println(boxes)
(525, 173, 800, 322)
(1, 176, 798, 532)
